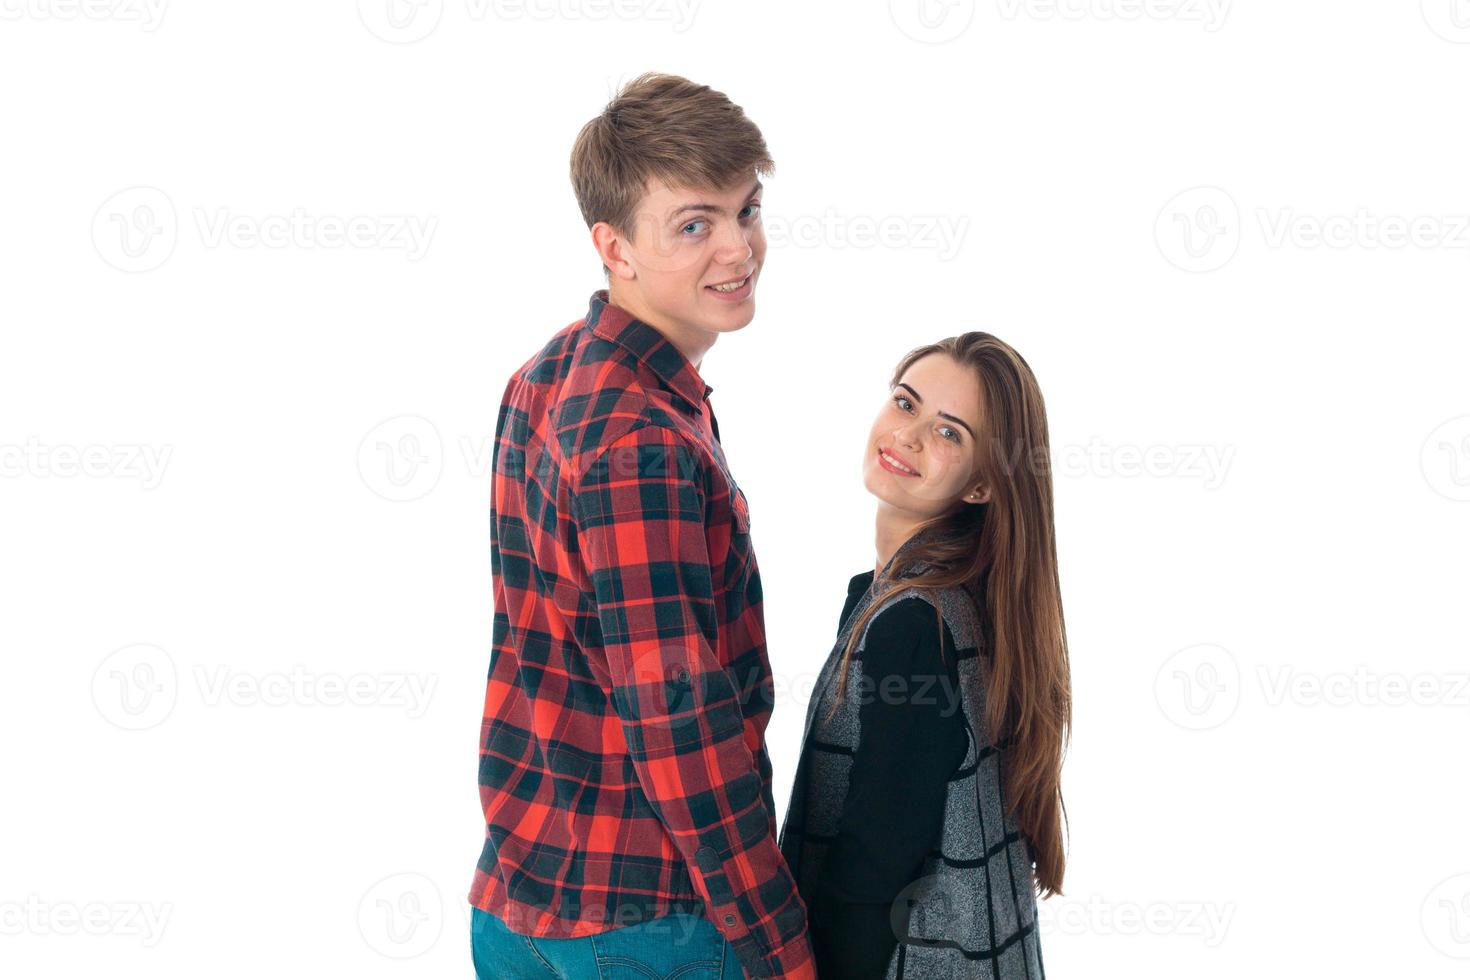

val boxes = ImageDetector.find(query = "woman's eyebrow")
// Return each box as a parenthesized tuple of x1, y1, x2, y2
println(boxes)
(896, 382, 976, 440)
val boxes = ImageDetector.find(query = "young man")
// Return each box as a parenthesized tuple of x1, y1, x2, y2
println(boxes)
(468, 74, 816, 979)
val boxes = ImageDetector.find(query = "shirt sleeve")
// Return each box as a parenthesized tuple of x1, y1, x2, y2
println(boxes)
(569, 423, 815, 980)
(808, 597, 970, 980)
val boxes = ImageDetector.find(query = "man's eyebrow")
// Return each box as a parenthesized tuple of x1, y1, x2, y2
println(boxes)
(895, 382, 977, 440)
(668, 180, 764, 219)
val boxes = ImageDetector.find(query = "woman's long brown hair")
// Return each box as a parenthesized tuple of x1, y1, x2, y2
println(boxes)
(824, 332, 1071, 899)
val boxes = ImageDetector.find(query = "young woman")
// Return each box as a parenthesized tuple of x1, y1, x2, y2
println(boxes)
(778, 332, 1071, 979)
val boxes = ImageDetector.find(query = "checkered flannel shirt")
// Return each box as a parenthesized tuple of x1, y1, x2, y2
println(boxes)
(469, 290, 814, 979)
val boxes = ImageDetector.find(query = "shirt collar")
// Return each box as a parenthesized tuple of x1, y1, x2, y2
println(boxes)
(586, 289, 713, 414)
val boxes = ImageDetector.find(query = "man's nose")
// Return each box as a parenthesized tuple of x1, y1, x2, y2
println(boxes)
(712, 220, 753, 264)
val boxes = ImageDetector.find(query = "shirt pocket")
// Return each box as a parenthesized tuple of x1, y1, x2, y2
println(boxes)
(730, 484, 751, 534)
(720, 483, 755, 609)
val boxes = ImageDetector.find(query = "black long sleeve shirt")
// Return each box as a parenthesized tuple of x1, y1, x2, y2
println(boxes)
(805, 571, 970, 979)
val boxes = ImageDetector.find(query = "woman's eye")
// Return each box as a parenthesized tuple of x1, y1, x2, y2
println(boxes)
(894, 395, 912, 411)
(940, 426, 961, 443)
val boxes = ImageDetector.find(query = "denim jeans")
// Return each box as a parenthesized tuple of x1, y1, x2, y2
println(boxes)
(470, 905, 745, 980)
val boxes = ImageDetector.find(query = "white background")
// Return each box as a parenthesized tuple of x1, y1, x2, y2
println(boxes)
(3, 1, 1469, 977)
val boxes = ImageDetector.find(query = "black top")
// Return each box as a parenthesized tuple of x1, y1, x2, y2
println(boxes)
(803, 570, 971, 979)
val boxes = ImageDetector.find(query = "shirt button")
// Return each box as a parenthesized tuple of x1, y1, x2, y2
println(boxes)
(694, 847, 721, 872)
(674, 666, 690, 684)
(724, 913, 736, 926)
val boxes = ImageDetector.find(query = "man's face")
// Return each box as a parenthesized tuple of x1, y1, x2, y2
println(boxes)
(601, 176, 766, 343)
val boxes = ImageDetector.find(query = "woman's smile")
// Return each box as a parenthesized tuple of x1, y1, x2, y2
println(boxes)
(877, 446, 921, 477)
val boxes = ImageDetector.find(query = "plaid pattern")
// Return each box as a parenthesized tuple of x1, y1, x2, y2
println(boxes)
(469, 290, 814, 980)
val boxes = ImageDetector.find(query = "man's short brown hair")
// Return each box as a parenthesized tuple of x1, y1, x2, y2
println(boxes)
(570, 72, 774, 242)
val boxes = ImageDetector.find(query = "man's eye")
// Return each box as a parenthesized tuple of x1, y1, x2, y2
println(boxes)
(740, 203, 761, 219)
(681, 220, 707, 235)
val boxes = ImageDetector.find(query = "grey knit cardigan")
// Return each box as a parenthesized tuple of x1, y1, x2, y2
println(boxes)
(780, 568, 1046, 979)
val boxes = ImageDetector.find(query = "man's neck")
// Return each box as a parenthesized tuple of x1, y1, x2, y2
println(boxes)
(607, 283, 714, 370)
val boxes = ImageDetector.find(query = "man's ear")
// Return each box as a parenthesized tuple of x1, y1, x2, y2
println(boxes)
(591, 221, 636, 282)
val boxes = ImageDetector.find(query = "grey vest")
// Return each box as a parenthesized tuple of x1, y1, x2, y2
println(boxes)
(787, 577, 1046, 979)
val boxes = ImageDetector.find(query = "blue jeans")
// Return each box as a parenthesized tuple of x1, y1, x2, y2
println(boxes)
(470, 905, 745, 980)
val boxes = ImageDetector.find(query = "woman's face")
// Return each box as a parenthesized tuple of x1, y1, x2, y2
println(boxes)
(862, 353, 989, 517)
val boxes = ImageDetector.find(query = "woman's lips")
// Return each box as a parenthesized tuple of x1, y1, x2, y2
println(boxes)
(878, 448, 919, 477)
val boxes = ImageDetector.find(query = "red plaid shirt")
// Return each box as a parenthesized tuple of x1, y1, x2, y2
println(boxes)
(469, 290, 815, 979)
